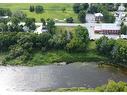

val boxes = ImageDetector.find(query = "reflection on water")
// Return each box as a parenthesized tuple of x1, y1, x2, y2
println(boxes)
(0, 62, 127, 91)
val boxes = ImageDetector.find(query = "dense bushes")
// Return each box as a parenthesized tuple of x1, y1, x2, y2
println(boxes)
(0, 8, 12, 16)
(96, 36, 127, 64)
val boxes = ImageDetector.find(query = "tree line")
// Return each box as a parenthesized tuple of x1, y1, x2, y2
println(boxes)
(0, 25, 89, 64)
(29, 5, 44, 13)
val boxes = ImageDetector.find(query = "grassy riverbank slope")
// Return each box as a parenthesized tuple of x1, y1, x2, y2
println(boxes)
(0, 41, 107, 66)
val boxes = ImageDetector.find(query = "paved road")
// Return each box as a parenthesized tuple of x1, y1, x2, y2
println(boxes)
(8, 22, 127, 40)
(35, 22, 123, 40)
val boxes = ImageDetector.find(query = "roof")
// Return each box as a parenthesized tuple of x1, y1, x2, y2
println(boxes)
(94, 13, 103, 17)
(118, 4, 125, 11)
(94, 24, 120, 30)
(0, 16, 8, 19)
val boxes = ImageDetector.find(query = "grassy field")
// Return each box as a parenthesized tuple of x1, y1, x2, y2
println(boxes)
(0, 3, 78, 22)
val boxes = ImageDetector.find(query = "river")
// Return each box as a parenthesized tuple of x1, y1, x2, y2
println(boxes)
(0, 62, 127, 91)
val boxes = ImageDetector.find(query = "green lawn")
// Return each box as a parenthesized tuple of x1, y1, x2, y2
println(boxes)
(56, 26, 76, 32)
(0, 3, 78, 22)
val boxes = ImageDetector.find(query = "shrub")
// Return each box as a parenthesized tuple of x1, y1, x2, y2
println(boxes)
(66, 17, 74, 23)
(35, 5, 44, 13)
(29, 5, 34, 12)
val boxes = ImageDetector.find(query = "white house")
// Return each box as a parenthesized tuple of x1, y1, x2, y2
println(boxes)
(94, 13, 103, 22)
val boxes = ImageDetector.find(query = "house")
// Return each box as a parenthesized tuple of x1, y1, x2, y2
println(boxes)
(115, 4, 126, 25)
(94, 13, 103, 22)
(118, 4, 125, 12)
(94, 24, 120, 35)
(34, 25, 48, 34)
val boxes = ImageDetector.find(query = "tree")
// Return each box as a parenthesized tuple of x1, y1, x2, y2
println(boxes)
(40, 18, 46, 26)
(78, 10, 86, 23)
(62, 7, 66, 13)
(36, 32, 51, 49)
(73, 3, 89, 14)
(35, 5, 44, 13)
(10, 16, 23, 32)
(46, 19, 55, 34)
(73, 3, 81, 13)
(66, 17, 74, 23)
(120, 24, 127, 35)
(25, 18, 36, 31)
(0, 8, 12, 16)
(79, 3, 89, 11)
(12, 11, 26, 21)
(0, 33, 17, 51)
(96, 36, 115, 56)
(111, 39, 127, 64)
(11, 16, 20, 25)
(103, 3, 116, 11)
(66, 25, 89, 52)
(29, 5, 34, 12)
(0, 23, 7, 32)
(0, 18, 9, 24)
(103, 11, 115, 23)
(96, 36, 127, 64)
(88, 4, 99, 13)
(48, 30, 69, 49)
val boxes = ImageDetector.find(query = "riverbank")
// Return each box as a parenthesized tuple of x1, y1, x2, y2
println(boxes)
(1, 49, 108, 66)
(0, 41, 107, 66)
(37, 80, 127, 92)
